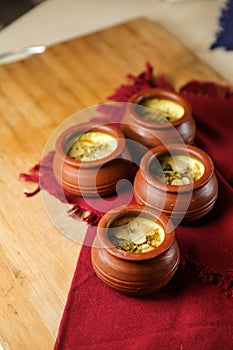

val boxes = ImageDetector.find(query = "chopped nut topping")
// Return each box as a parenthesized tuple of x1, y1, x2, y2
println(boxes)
(109, 216, 164, 253)
(68, 131, 117, 161)
(150, 155, 204, 185)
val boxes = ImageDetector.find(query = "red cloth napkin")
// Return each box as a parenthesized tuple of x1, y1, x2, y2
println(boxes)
(53, 178, 233, 349)
(20, 64, 233, 350)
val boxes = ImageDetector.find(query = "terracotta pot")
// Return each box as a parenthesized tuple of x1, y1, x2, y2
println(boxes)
(91, 204, 180, 296)
(121, 88, 196, 161)
(53, 123, 132, 197)
(134, 144, 218, 224)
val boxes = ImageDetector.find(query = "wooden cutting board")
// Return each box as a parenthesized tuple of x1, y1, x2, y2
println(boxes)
(0, 18, 229, 350)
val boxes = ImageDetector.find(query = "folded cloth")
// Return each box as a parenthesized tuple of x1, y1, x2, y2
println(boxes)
(20, 63, 233, 350)
(211, 0, 233, 50)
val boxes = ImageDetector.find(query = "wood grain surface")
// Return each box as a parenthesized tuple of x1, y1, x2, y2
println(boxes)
(0, 18, 229, 350)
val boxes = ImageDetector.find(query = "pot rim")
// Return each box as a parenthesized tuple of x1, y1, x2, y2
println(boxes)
(140, 144, 215, 193)
(96, 204, 175, 261)
(55, 122, 126, 169)
(127, 87, 192, 129)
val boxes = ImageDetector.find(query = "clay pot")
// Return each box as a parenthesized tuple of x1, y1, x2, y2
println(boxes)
(53, 123, 132, 197)
(121, 88, 196, 161)
(91, 204, 180, 296)
(134, 144, 218, 224)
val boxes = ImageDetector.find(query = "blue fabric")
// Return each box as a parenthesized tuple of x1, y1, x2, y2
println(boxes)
(211, 0, 233, 50)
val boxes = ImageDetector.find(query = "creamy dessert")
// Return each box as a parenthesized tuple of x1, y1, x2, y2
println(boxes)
(109, 216, 165, 253)
(67, 131, 118, 161)
(150, 155, 205, 185)
(137, 98, 185, 123)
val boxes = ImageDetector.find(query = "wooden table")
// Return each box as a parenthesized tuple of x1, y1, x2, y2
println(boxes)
(0, 18, 229, 350)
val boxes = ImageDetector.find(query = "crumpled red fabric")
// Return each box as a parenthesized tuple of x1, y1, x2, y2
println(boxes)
(20, 63, 233, 350)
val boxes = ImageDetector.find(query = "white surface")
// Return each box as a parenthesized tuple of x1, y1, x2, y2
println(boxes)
(0, 0, 232, 84)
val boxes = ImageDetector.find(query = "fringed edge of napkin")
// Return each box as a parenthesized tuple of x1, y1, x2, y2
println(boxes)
(107, 61, 173, 102)
(181, 255, 233, 298)
(67, 205, 101, 226)
(19, 166, 40, 197)
(180, 79, 233, 98)
(19, 151, 103, 225)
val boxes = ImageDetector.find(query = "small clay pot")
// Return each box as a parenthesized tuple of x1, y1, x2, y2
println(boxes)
(53, 123, 132, 197)
(134, 144, 218, 224)
(121, 88, 196, 160)
(91, 204, 180, 296)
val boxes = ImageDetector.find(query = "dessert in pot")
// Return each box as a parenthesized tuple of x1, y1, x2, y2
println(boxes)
(67, 131, 118, 161)
(121, 88, 196, 162)
(91, 204, 180, 296)
(133, 144, 218, 224)
(53, 123, 132, 197)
